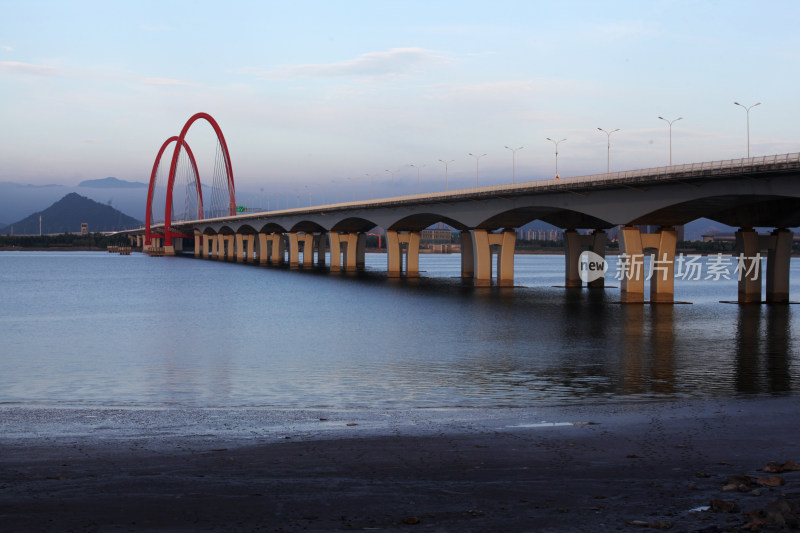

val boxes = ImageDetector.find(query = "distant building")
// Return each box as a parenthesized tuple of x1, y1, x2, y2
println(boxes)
(420, 228, 453, 243)
(701, 231, 735, 242)
(516, 228, 564, 241)
(80, 223, 88, 235)
(702, 231, 800, 243)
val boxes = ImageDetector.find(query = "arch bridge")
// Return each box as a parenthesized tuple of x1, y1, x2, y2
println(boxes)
(136, 114, 800, 305)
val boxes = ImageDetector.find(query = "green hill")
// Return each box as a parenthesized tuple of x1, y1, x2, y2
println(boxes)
(1, 193, 142, 234)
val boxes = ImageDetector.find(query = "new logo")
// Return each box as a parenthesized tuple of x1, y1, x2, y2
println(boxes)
(579, 251, 608, 283)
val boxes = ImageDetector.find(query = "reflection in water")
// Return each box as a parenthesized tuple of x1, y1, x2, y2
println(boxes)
(735, 305, 793, 394)
(1, 252, 799, 408)
(620, 305, 675, 395)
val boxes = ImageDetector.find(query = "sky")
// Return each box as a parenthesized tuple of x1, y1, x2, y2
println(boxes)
(2, 0, 799, 205)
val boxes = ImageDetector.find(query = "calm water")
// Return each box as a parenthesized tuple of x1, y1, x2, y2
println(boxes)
(0, 251, 797, 409)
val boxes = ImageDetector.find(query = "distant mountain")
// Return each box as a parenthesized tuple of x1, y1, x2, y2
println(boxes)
(1, 193, 142, 234)
(78, 177, 147, 189)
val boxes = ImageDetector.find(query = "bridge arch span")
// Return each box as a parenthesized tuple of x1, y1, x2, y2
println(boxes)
(236, 224, 260, 235)
(255, 222, 290, 234)
(145, 136, 202, 246)
(330, 217, 379, 234)
(628, 194, 800, 228)
(388, 213, 469, 232)
(163, 112, 235, 248)
(476, 206, 614, 231)
(289, 220, 327, 234)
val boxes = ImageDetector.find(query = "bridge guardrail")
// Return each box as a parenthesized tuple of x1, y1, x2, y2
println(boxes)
(153, 152, 800, 229)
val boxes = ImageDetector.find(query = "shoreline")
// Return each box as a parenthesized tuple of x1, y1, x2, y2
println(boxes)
(2, 396, 799, 531)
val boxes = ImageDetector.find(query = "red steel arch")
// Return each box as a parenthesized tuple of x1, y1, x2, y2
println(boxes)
(145, 136, 202, 246)
(163, 112, 235, 247)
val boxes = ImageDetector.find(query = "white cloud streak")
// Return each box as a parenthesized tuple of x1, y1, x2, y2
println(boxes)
(0, 61, 57, 76)
(244, 48, 454, 79)
(140, 77, 194, 86)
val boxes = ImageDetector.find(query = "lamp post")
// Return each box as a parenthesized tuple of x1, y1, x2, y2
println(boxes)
(385, 169, 395, 196)
(657, 116, 682, 166)
(597, 128, 620, 174)
(734, 101, 760, 158)
(546, 137, 566, 178)
(504, 145, 523, 183)
(438, 159, 454, 191)
(304, 185, 311, 206)
(410, 164, 425, 194)
(468, 152, 486, 187)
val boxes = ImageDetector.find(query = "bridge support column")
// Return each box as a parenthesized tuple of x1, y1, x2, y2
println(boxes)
(564, 229, 607, 288)
(619, 227, 645, 303)
(203, 235, 211, 258)
(256, 233, 268, 264)
(588, 230, 607, 288)
(386, 230, 420, 277)
(735, 228, 761, 303)
(618, 226, 677, 303)
(244, 234, 254, 262)
(647, 227, 677, 303)
(289, 233, 315, 268)
(564, 229, 582, 287)
(460, 231, 474, 279)
(330, 233, 365, 272)
(766, 228, 792, 303)
(470, 229, 515, 287)
(266, 234, 285, 265)
(314, 233, 327, 267)
(218, 235, 233, 260)
(215, 235, 223, 260)
(194, 232, 202, 257)
(235, 234, 244, 262)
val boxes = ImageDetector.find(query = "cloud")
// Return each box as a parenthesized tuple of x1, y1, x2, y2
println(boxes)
(245, 48, 454, 79)
(2, 45, 12, 52)
(140, 77, 194, 86)
(0, 61, 57, 76)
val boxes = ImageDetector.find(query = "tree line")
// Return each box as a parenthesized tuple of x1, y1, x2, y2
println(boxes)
(0, 233, 130, 249)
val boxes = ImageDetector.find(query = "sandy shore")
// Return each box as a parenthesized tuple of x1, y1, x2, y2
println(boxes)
(1, 396, 799, 532)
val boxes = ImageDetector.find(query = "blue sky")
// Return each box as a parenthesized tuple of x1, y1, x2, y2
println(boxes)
(2, 0, 799, 203)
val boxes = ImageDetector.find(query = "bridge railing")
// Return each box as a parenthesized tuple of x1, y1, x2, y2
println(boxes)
(172, 152, 800, 225)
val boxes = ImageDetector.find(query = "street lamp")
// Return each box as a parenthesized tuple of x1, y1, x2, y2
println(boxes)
(410, 164, 425, 194)
(468, 152, 487, 187)
(734, 101, 761, 158)
(504, 145, 524, 183)
(385, 169, 395, 197)
(597, 128, 620, 174)
(546, 137, 566, 178)
(657, 116, 682, 166)
(438, 159, 454, 191)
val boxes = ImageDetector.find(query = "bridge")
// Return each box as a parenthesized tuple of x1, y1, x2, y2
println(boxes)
(130, 113, 800, 305)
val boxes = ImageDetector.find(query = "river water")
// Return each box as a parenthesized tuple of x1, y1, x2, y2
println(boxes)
(0, 251, 797, 409)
